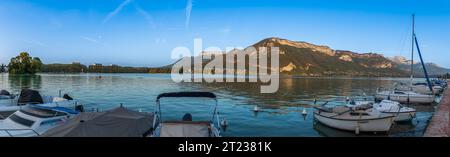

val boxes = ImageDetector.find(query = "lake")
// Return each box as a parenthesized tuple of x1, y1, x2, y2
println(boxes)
(0, 73, 439, 137)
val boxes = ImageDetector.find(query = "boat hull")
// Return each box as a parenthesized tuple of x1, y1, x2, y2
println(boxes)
(0, 100, 77, 120)
(313, 112, 393, 132)
(375, 93, 434, 104)
(382, 111, 416, 122)
(412, 86, 443, 95)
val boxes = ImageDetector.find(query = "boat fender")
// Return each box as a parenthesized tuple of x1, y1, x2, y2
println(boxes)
(253, 105, 260, 112)
(302, 108, 308, 115)
(221, 118, 228, 128)
(355, 127, 360, 135)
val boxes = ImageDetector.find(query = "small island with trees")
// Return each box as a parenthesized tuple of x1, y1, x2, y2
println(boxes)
(3, 52, 171, 74)
(7, 52, 43, 74)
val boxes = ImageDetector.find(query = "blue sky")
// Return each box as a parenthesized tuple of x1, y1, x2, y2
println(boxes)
(0, 0, 449, 68)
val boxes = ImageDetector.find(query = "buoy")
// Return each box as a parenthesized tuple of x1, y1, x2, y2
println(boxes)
(253, 105, 260, 112)
(302, 108, 307, 115)
(346, 96, 350, 102)
(221, 118, 228, 128)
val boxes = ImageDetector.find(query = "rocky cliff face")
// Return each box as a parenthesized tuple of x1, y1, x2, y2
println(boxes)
(248, 37, 406, 76)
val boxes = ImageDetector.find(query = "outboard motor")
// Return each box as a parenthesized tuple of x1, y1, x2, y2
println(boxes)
(63, 94, 73, 100)
(75, 105, 84, 112)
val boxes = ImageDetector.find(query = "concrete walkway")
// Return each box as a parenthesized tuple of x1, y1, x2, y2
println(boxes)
(424, 85, 450, 137)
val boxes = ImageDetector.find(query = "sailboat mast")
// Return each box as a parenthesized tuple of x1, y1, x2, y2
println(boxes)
(410, 14, 415, 90)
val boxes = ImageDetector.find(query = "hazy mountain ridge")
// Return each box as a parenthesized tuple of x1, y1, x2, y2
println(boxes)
(157, 37, 448, 77)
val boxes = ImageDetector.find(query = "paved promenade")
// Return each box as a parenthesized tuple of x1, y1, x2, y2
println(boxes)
(424, 85, 450, 137)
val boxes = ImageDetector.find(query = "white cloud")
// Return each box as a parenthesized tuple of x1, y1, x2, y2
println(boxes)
(185, 0, 192, 29)
(102, 0, 133, 25)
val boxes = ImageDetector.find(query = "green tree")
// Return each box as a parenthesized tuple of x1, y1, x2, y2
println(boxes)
(8, 52, 43, 74)
(0, 64, 6, 72)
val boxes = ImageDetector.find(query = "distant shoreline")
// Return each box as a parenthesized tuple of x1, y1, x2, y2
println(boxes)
(3, 61, 447, 78)
(1, 72, 440, 79)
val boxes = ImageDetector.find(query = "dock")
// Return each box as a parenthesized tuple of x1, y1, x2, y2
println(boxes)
(424, 85, 450, 137)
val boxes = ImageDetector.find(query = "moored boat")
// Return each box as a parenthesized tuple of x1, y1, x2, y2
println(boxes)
(349, 100, 416, 122)
(151, 92, 222, 137)
(375, 90, 435, 104)
(412, 83, 443, 95)
(0, 105, 79, 137)
(313, 105, 394, 134)
(0, 89, 78, 119)
(41, 106, 154, 137)
(376, 14, 437, 104)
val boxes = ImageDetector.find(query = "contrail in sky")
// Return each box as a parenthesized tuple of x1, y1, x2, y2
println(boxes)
(103, 0, 133, 25)
(185, 0, 192, 29)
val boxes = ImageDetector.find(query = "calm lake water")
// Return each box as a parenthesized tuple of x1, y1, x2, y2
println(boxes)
(0, 73, 439, 137)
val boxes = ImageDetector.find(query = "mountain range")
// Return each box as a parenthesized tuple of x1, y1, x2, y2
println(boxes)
(389, 56, 450, 77)
(155, 37, 449, 77)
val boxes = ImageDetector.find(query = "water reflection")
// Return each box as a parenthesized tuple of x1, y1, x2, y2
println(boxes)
(6, 74, 42, 92)
(0, 73, 436, 136)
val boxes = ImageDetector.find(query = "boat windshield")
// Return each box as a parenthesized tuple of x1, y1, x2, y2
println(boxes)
(9, 114, 35, 127)
(20, 107, 68, 118)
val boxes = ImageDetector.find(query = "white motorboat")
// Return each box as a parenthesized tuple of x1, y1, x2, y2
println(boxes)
(0, 89, 78, 119)
(0, 105, 79, 137)
(0, 90, 18, 108)
(314, 105, 394, 134)
(349, 100, 416, 122)
(151, 92, 221, 137)
(375, 90, 435, 104)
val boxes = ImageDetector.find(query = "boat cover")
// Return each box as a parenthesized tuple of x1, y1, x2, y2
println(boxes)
(160, 122, 211, 137)
(157, 92, 216, 100)
(374, 100, 414, 112)
(18, 89, 43, 104)
(0, 90, 10, 96)
(41, 107, 154, 137)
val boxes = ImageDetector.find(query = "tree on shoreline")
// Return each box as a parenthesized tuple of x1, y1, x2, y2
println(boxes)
(0, 64, 6, 73)
(8, 52, 43, 74)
